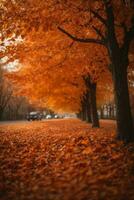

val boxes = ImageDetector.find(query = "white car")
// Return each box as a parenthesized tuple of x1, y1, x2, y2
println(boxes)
(46, 114, 52, 119)
(54, 115, 59, 119)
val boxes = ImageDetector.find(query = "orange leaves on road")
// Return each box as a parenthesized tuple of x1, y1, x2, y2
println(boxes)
(0, 119, 134, 200)
(82, 146, 93, 155)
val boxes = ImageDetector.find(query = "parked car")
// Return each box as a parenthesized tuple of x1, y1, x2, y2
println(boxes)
(46, 114, 52, 119)
(54, 115, 59, 119)
(27, 111, 42, 121)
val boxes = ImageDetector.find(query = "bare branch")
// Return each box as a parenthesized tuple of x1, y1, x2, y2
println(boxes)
(90, 9, 107, 26)
(92, 25, 106, 41)
(58, 27, 106, 46)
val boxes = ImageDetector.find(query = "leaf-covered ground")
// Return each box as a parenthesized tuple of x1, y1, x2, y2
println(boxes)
(0, 119, 134, 200)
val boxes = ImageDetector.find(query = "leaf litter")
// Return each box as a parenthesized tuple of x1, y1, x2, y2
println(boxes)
(0, 119, 134, 200)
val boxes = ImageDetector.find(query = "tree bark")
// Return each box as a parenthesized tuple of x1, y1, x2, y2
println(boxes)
(0, 108, 4, 121)
(89, 82, 99, 128)
(81, 99, 86, 121)
(81, 91, 92, 123)
(106, 2, 134, 142)
(84, 76, 99, 127)
(85, 92, 92, 123)
(100, 106, 104, 119)
(112, 64, 134, 142)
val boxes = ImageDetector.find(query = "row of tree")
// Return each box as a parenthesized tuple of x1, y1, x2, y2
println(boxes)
(0, 67, 37, 120)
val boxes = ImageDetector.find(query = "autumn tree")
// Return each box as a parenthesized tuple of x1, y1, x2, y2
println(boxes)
(58, 0, 134, 142)
(1, 0, 126, 136)
(2, 13, 111, 128)
(6, 28, 113, 128)
(6, 38, 86, 114)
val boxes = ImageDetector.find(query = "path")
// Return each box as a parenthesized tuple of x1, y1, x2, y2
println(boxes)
(0, 119, 134, 200)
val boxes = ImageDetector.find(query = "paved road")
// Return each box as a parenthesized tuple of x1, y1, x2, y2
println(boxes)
(0, 118, 72, 126)
(0, 118, 115, 126)
(0, 120, 30, 125)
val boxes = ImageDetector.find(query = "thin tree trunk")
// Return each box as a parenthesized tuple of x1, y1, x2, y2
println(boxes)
(0, 108, 4, 121)
(81, 99, 86, 121)
(84, 76, 99, 127)
(100, 107, 104, 119)
(76, 112, 81, 119)
(89, 83, 99, 128)
(86, 101, 92, 123)
(80, 86, 92, 123)
(85, 92, 92, 123)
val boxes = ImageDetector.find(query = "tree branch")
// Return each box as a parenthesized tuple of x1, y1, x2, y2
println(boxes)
(102, 0, 119, 49)
(92, 25, 106, 41)
(90, 9, 107, 26)
(122, 23, 134, 53)
(58, 27, 106, 46)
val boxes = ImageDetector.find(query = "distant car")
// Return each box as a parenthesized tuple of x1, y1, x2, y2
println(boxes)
(27, 112, 42, 121)
(54, 115, 59, 119)
(46, 114, 52, 119)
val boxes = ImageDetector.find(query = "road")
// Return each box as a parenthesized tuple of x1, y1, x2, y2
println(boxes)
(0, 118, 132, 200)
(0, 118, 73, 126)
(0, 120, 30, 125)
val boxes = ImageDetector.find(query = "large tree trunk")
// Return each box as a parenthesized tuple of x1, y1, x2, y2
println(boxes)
(81, 99, 86, 121)
(112, 64, 134, 142)
(108, 37, 134, 142)
(89, 82, 99, 128)
(84, 76, 99, 127)
(80, 91, 92, 123)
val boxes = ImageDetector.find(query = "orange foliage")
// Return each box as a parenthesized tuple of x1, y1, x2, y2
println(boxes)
(3, 0, 134, 112)
(6, 28, 113, 112)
